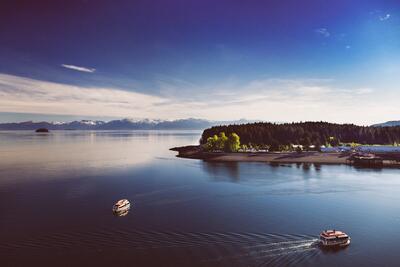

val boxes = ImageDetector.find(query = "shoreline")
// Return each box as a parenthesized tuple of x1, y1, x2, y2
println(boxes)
(170, 145, 400, 167)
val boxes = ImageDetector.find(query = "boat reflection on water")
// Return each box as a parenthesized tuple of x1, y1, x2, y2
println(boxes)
(318, 243, 350, 254)
(113, 209, 130, 217)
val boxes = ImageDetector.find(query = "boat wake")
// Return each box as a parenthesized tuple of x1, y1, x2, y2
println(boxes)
(1, 229, 320, 266)
(201, 233, 319, 267)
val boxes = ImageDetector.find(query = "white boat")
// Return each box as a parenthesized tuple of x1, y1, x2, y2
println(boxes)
(320, 230, 350, 247)
(112, 199, 131, 214)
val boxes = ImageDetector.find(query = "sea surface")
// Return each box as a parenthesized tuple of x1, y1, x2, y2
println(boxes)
(1, 130, 400, 267)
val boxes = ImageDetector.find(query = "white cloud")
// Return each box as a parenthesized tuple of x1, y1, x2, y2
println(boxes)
(315, 28, 330, 37)
(61, 64, 96, 73)
(0, 73, 398, 125)
(0, 73, 166, 118)
(379, 13, 391, 21)
(154, 77, 395, 125)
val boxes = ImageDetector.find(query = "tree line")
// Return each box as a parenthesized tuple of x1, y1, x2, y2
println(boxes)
(200, 122, 400, 151)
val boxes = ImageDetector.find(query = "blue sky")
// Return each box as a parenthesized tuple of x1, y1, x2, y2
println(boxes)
(0, 0, 399, 124)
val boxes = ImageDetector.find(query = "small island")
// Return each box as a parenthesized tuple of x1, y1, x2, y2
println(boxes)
(35, 128, 49, 133)
(171, 122, 400, 167)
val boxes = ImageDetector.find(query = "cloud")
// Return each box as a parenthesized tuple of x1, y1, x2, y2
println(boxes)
(379, 13, 391, 21)
(61, 64, 96, 73)
(315, 28, 330, 37)
(0, 73, 397, 125)
(153, 77, 394, 125)
(370, 10, 391, 21)
(345, 45, 351, 49)
(0, 73, 166, 118)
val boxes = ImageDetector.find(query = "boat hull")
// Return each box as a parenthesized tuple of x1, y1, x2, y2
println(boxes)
(320, 238, 350, 248)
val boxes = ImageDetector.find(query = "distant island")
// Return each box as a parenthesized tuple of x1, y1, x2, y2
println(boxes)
(172, 122, 400, 167)
(35, 128, 49, 133)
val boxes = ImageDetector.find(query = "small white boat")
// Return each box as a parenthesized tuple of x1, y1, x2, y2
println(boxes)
(320, 230, 350, 247)
(112, 199, 131, 214)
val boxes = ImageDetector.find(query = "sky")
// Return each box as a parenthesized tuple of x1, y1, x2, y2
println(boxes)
(0, 0, 400, 125)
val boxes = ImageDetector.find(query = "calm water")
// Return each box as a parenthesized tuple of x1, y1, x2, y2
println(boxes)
(1, 131, 400, 266)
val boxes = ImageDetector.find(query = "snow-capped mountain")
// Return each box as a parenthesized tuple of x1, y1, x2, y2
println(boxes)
(0, 118, 254, 130)
(78, 120, 105, 126)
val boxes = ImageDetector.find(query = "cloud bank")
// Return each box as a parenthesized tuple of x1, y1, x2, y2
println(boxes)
(0, 73, 165, 118)
(0, 73, 397, 125)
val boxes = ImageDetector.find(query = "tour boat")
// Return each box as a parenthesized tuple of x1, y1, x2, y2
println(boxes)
(319, 230, 350, 247)
(112, 199, 131, 214)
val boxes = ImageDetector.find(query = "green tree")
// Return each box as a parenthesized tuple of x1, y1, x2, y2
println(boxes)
(205, 134, 218, 151)
(216, 132, 228, 151)
(227, 133, 240, 152)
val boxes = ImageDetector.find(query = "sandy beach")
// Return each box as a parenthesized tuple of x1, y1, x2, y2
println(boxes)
(171, 146, 349, 164)
(200, 151, 349, 164)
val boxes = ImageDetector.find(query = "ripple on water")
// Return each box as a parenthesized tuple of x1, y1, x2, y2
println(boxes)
(1, 229, 321, 266)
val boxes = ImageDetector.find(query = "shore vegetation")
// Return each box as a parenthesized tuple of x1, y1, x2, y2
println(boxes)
(201, 122, 400, 152)
(205, 132, 241, 152)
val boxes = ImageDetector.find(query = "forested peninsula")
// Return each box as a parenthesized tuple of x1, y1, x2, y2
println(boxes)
(201, 122, 400, 150)
(171, 122, 400, 166)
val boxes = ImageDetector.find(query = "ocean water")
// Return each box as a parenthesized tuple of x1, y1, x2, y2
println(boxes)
(1, 130, 400, 266)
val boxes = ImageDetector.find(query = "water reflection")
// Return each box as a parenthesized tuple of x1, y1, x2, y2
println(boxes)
(0, 130, 200, 186)
(201, 161, 327, 185)
(314, 163, 322, 171)
(353, 165, 384, 172)
(318, 243, 350, 254)
(270, 162, 293, 168)
(202, 161, 240, 182)
(113, 209, 130, 217)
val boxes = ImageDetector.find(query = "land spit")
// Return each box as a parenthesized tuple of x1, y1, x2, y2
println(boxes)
(171, 145, 400, 167)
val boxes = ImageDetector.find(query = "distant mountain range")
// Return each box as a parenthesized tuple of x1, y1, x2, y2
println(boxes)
(0, 118, 254, 130)
(371, 121, 400, 127)
(2, 119, 398, 130)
